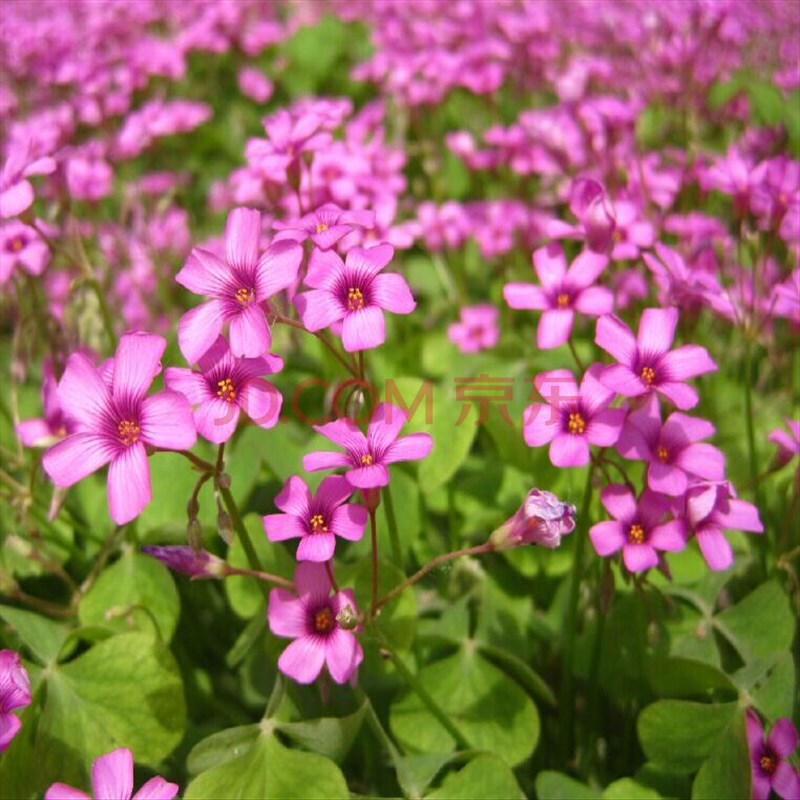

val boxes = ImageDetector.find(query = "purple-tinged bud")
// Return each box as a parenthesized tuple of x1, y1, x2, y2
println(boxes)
(569, 177, 616, 254)
(141, 546, 227, 579)
(490, 489, 577, 551)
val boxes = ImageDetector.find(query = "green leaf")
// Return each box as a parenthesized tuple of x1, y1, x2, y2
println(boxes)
(187, 724, 260, 776)
(691, 706, 750, 799)
(602, 779, 664, 799)
(276, 703, 366, 763)
(34, 633, 185, 792)
(426, 754, 525, 799)
(732, 653, 796, 721)
(535, 771, 601, 800)
(78, 548, 180, 640)
(477, 642, 556, 708)
(637, 701, 737, 772)
(137, 451, 205, 533)
(390, 647, 539, 766)
(185, 726, 349, 799)
(0, 605, 69, 665)
(394, 753, 469, 799)
(645, 656, 737, 700)
(715, 580, 794, 662)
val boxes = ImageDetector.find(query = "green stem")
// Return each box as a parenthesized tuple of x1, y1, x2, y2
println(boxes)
(219, 485, 270, 603)
(385, 647, 471, 750)
(743, 340, 765, 573)
(558, 467, 594, 762)
(224, 565, 293, 588)
(383, 483, 402, 564)
(369, 509, 379, 613)
(567, 337, 586, 374)
(275, 315, 358, 376)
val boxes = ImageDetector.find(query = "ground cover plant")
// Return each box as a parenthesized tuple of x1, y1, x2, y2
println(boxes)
(0, 1, 798, 798)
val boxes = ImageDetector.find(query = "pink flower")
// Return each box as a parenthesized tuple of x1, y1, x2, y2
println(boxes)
(490, 489, 577, 550)
(45, 747, 178, 800)
(268, 562, 363, 685)
(447, 305, 499, 353)
(65, 156, 113, 202)
(176, 208, 303, 364)
(504, 243, 612, 349)
(0, 650, 31, 752)
(523, 364, 626, 468)
(304, 403, 433, 488)
(164, 336, 282, 444)
(141, 546, 227, 579)
(0, 220, 50, 284)
(273, 204, 375, 250)
(16, 362, 71, 447)
(0, 143, 56, 219)
(237, 67, 274, 103)
(768, 419, 800, 467)
(42, 333, 196, 525)
(746, 710, 800, 800)
(616, 394, 725, 496)
(547, 178, 617, 253)
(294, 244, 415, 352)
(264, 475, 367, 562)
(595, 308, 717, 410)
(684, 482, 763, 570)
(589, 485, 686, 572)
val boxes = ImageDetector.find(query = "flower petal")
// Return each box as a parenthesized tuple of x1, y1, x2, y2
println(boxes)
(549, 432, 590, 467)
(163, 368, 212, 406)
(600, 484, 637, 522)
(657, 381, 699, 410)
(600, 364, 647, 397)
(178, 301, 225, 365)
(595, 314, 637, 365)
(342, 307, 385, 352)
(537, 309, 574, 349)
(330, 503, 367, 541)
(566, 250, 608, 288)
(229, 304, 271, 358)
(132, 777, 180, 800)
(278, 636, 326, 684)
(113, 332, 165, 404)
(345, 463, 390, 488)
(676, 443, 725, 481)
(275, 475, 312, 516)
(772, 762, 800, 800)
(324, 629, 363, 684)
(295, 289, 344, 332)
(313, 417, 367, 453)
(371, 272, 416, 314)
(648, 462, 688, 496)
(57, 353, 112, 428)
(637, 307, 678, 359)
(226, 208, 261, 271)
(240, 379, 282, 429)
(296, 532, 336, 562)
(523, 404, 560, 446)
(107, 443, 151, 525)
(175, 248, 230, 297)
(303, 450, 351, 472)
(532, 243, 567, 290)
(767, 718, 799, 758)
(345, 243, 394, 277)
(623, 543, 659, 572)
(91, 747, 134, 800)
(383, 433, 433, 464)
(314, 475, 353, 510)
(294, 561, 332, 603)
(585, 408, 625, 447)
(140, 392, 196, 450)
(367, 403, 406, 454)
(573, 285, 614, 316)
(649, 520, 687, 552)
(255, 240, 303, 298)
(268, 589, 308, 638)
(263, 512, 307, 542)
(589, 520, 626, 556)
(44, 785, 91, 800)
(43, 434, 117, 487)
(661, 344, 717, 380)
(504, 282, 549, 310)
(695, 524, 733, 571)
(194, 398, 239, 443)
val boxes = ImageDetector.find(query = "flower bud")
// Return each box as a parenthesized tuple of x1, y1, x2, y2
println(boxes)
(217, 510, 234, 545)
(187, 518, 204, 551)
(336, 604, 358, 630)
(141, 546, 227, 579)
(360, 487, 381, 512)
(490, 489, 576, 551)
(217, 472, 231, 490)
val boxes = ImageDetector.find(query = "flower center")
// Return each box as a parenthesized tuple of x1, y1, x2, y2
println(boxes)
(234, 287, 255, 306)
(347, 287, 365, 311)
(556, 293, 570, 308)
(314, 607, 334, 634)
(640, 365, 656, 385)
(656, 446, 669, 463)
(315, 223, 328, 233)
(759, 754, 778, 775)
(8, 235, 25, 253)
(118, 419, 140, 446)
(360, 453, 373, 465)
(568, 411, 586, 435)
(628, 524, 645, 544)
(309, 513, 328, 533)
(217, 377, 236, 403)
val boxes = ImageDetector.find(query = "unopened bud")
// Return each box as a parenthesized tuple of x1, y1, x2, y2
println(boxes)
(490, 489, 576, 551)
(187, 518, 203, 551)
(141, 546, 227, 579)
(217, 510, 234, 545)
(336, 604, 358, 630)
(360, 488, 381, 512)
(217, 472, 231, 490)
(187, 495, 199, 520)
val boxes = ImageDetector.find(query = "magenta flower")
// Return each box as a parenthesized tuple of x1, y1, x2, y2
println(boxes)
(176, 207, 303, 364)
(490, 489, 577, 550)
(304, 403, 433, 488)
(595, 307, 717, 410)
(0, 650, 31, 752)
(141, 546, 227, 579)
(589, 485, 687, 572)
(447, 304, 499, 353)
(164, 336, 282, 444)
(268, 562, 363, 685)
(45, 747, 178, 800)
(237, 67, 273, 103)
(684, 482, 763, 570)
(294, 244, 416, 352)
(16, 363, 71, 447)
(273, 203, 375, 250)
(264, 475, 367, 562)
(547, 177, 617, 253)
(746, 710, 800, 800)
(616, 394, 725, 496)
(504, 243, 612, 348)
(0, 143, 56, 219)
(0, 220, 50, 284)
(768, 419, 800, 468)
(42, 333, 197, 525)
(523, 364, 625, 467)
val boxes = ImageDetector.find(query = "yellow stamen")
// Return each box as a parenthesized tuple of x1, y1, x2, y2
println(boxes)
(557, 293, 570, 308)
(640, 365, 656, 385)
(656, 446, 669, 463)
(760, 754, 777, 775)
(568, 411, 586, 435)
(235, 287, 254, 306)
(217, 378, 236, 403)
(315, 223, 329, 233)
(9, 236, 25, 252)
(628, 524, 645, 544)
(314, 607, 334, 633)
(360, 453, 373, 465)
(347, 287, 365, 311)
(118, 419, 140, 446)
(309, 513, 328, 533)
